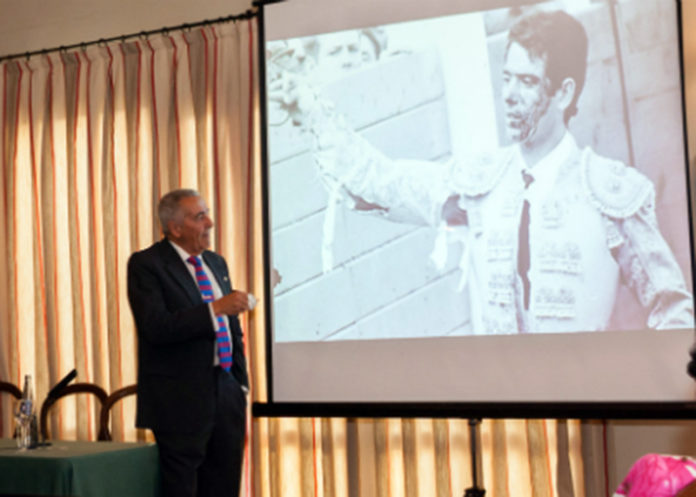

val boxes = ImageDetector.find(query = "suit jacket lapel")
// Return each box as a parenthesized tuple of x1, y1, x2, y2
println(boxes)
(203, 252, 232, 294)
(158, 239, 203, 305)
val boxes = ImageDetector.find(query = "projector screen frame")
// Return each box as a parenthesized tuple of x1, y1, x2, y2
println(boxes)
(254, 0, 696, 419)
(251, 401, 696, 420)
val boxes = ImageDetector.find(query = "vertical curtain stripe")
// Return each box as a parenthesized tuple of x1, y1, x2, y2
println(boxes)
(10, 62, 18, 383)
(106, 45, 121, 387)
(16, 60, 38, 381)
(254, 417, 271, 497)
(503, 420, 513, 497)
(491, 420, 510, 497)
(0, 64, 6, 436)
(602, 422, 610, 497)
(454, 420, 473, 497)
(117, 42, 137, 438)
(11, 61, 22, 384)
(86, 52, 102, 382)
(107, 45, 125, 435)
(146, 40, 161, 201)
(135, 41, 155, 246)
(151, 37, 173, 194)
(199, 29, 212, 207)
(56, 51, 80, 437)
(181, 33, 197, 190)
(29, 60, 52, 389)
(134, 43, 142, 244)
(445, 420, 454, 497)
(65, 51, 96, 440)
(168, 36, 182, 187)
(32, 57, 50, 405)
(70, 51, 92, 387)
(244, 18, 257, 497)
(25, 61, 50, 381)
(567, 421, 584, 497)
(505, 419, 544, 497)
(543, 421, 556, 497)
(312, 418, 320, 497)
(385, 419, 392, 497)
(331, 418, 349, 497)
(555, 421, 575, 497)
(245, 18, 255, 284)
(46, 55, 66, 437)
(0, 63, 7, 386)
(387, 419, 406, 497)
(47, 56, 60, 394)
(86, 50, 110, 389)
(526, 419, 552, 497)
(210, 27, 222, 252)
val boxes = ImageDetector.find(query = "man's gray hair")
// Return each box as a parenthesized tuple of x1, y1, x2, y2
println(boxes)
(158, 188, 200, 235)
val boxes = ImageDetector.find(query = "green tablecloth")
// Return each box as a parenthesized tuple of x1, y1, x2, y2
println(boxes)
(0, 439, 160, 497)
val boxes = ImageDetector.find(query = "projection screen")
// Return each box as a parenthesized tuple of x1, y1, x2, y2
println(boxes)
(259, 0, 696, 413)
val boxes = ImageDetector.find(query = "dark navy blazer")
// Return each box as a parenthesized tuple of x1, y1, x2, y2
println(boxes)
(127, 239, 248, 433)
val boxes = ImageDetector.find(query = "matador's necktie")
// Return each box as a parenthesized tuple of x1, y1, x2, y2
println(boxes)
(187, 255, 233, 371)
(517, 170, 534, 311)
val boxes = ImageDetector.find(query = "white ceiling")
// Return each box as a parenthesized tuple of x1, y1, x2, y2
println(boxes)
(0, 0, 253, 57)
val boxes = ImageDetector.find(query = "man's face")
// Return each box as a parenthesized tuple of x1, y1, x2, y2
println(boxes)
(314, 31, 376, 83)
(320, 32, 363, 70)
(169, 195, 214, 255)
(502, 42, 556, 145)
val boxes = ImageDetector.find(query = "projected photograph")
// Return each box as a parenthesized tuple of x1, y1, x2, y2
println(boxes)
(266, 0, 695, 342)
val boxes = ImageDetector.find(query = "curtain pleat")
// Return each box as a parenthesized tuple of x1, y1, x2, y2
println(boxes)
(0, 65, 9, 434)
(0, 15, 588, 497)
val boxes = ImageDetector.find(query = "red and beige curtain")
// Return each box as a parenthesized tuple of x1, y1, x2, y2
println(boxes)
(0, 15, 593, 497)
(0, 16, 261, 443)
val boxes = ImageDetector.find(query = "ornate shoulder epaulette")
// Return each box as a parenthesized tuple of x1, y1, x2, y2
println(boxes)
(581, 147, 654, 219)
(453, 147, 515, 198)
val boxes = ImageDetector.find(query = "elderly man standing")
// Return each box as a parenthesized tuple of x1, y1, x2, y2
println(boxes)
(127, 189, 252, 497)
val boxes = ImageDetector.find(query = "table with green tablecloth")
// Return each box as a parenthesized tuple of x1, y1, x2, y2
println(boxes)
(0, 438, 160, 497)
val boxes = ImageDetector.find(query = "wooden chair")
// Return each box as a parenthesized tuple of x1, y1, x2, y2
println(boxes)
(677, 481, 696, 497)
(98, 384, 137, 441)
(40, 383, 108, 441)
(0, 380, 22, 400)
(0, 381, 22, 437)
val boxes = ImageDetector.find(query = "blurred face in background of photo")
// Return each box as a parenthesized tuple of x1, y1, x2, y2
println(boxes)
(312, 29, 382, 83)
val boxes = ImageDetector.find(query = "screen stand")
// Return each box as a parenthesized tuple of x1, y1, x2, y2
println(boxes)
(463, 419, 485, 497)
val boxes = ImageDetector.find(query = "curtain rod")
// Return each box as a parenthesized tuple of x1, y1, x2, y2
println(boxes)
(0, 8, 258, 64)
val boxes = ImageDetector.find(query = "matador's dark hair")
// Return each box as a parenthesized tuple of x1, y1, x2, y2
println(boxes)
(507, 10, 589, 124)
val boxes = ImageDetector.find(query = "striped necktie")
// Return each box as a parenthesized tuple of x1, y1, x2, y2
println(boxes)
(187, 255, 233, 371)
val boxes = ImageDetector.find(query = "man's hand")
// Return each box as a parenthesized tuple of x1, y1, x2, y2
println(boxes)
(441, 194, 468, 226)
(212, 291, 252, 316)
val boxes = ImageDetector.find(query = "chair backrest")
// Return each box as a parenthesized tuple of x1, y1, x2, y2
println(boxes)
(0, 381, 22, 436)
(40, 383, 108, 441)
(677, 481, 696, 497)
(0, 381, 22, 400)
(98, 384, 137, 441)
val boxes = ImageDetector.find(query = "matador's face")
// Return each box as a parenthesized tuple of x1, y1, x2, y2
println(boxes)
(501, 42, 554, 145)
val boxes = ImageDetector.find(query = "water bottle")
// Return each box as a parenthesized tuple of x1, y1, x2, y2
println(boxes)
(15, 374, 34, 449)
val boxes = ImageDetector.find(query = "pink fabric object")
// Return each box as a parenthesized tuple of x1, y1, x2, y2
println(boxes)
(614, 453, 696, 497)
